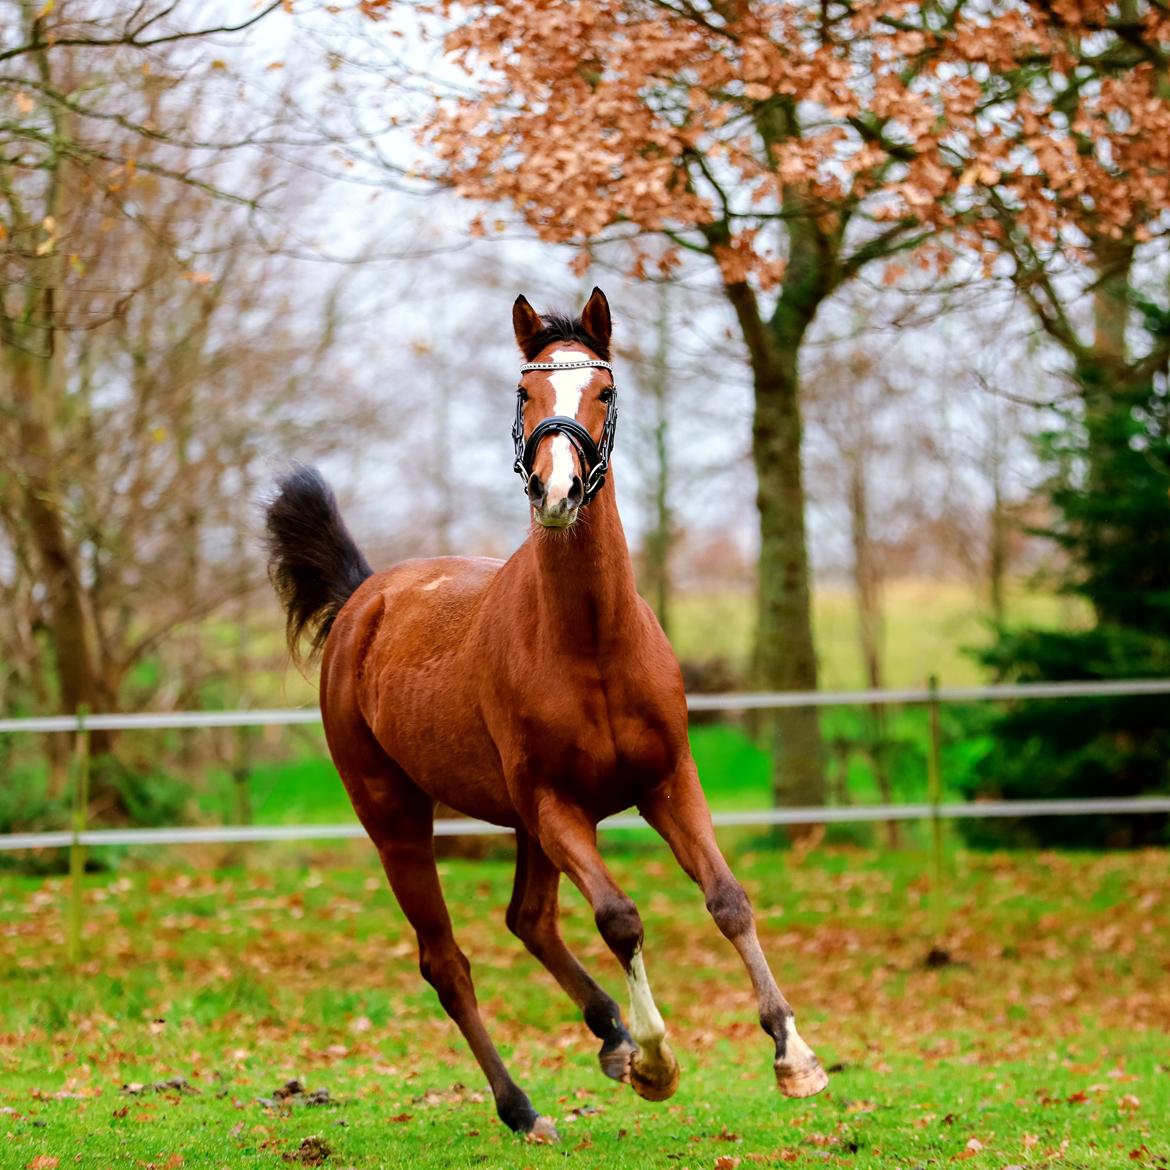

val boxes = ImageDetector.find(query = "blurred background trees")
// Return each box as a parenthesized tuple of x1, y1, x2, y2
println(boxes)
(0, 0, 364, 818)
(1, 0, 1169, 847)
(366, 0, 1170, 825)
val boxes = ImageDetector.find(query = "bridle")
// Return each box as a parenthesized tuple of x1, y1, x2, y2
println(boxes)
(512, 359, 619, 506)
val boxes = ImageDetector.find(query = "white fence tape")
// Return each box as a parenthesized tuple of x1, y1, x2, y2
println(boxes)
(3, 799, 1170, 853)
(686, 678, 1170, 710)
(0, 708, 323, 734)
(2, 678, 1170, 735)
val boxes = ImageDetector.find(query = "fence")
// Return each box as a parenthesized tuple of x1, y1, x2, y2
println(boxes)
(4, 677, 1170, 855)
(6, 678, 1169, 963)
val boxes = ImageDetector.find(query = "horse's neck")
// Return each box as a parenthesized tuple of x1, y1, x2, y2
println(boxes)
(529, 484, 641, 650)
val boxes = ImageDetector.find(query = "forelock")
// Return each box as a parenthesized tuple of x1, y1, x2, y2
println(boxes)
(521, 311, 610, 362)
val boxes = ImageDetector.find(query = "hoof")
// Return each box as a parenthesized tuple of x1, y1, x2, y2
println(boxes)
(599, 1035, 637, 1083)
(774, 1057, 829, 1099)
(630, 1041, 680, 1102)
(525, 1115, 560, 1143)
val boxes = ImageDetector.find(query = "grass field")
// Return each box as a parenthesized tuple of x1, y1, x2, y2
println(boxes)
(3, 846, 1168, 1168)
(668, 579, 1087, 690)
(199, 577, 1084, 716)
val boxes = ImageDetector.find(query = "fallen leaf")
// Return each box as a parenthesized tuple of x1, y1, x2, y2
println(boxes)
(281, 1136, 330, 1166)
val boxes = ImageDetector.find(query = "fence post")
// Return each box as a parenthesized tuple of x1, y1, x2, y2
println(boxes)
(67, 707, 91, 966)
(926, 675, 946, 938)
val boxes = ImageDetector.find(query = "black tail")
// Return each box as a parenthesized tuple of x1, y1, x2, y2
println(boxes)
(264, 464, 373, 663)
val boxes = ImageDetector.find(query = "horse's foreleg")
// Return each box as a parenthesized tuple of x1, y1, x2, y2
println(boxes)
(524, 799, 680, 1102)
(507, 830, 637, 1083)
(639, 760, 829, 1099)
(370, 811, 558, 1141)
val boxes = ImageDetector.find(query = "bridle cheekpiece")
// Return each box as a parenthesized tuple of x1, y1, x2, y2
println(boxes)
(512, 359, 619, 506)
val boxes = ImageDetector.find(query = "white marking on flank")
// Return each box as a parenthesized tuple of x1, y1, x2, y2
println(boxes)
(543, 349, 593, 508)
(625, 949, 666, 1047)
(421, 575, 450, 592)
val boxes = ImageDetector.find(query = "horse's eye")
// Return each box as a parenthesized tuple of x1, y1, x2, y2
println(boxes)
(517, 387, 529, 402)
(599, 388, 614, 403)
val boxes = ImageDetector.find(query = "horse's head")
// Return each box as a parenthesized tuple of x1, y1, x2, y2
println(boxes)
(512, 287, 617, 529)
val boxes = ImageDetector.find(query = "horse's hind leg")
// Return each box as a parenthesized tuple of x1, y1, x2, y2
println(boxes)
(639, 759, 829, 1099)
(357, 778, 558, 1140)
(523, 798, 680, 1102)
(507, 829, 637, 1083)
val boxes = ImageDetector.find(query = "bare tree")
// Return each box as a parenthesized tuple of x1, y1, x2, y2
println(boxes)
(0, 2, 380, 813)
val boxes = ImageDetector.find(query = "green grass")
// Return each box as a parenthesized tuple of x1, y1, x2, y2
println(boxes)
(2, 847, 1167, 1167)
(669, 578, 1089, 689)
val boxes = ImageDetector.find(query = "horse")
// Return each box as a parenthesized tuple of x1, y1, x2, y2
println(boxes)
(264, 287, 828, 1141)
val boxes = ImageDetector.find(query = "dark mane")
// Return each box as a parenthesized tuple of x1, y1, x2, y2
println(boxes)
(521, 311, 610, 362)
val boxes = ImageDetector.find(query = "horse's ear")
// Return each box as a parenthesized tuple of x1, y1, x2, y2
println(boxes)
(581, 287, 611, 348)
(513, 294, 543, 355)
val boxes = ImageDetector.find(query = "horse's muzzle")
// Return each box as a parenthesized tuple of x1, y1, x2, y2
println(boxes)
(529, 472, 583, 528)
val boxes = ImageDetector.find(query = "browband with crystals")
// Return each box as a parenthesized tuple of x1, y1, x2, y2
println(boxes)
(519, 360, 615, 374)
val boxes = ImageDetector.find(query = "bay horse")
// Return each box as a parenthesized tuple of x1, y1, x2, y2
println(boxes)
(265, 288, 828, 1141)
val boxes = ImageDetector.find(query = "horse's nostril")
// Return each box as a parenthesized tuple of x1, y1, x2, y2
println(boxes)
(527, 474, 545, 506)
(567, 475, 584, 508)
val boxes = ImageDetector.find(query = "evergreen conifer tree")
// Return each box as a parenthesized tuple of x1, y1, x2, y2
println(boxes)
(963, 305, 1170, 847)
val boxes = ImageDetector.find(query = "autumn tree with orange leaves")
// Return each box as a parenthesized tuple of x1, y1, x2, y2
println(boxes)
(360, 0, 1170, 812)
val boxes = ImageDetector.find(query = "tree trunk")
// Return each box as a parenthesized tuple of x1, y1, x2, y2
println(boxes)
(643, 280, 673, 636)
(714, 246, 828, 828)
(1, 35, 115, 784)
(1080, 235, 1136, 627)
(7, 353, 112, 749)
(988, 408, 1007, 626)
(849, 456, 899, 846)
(751, 320, 825, 816)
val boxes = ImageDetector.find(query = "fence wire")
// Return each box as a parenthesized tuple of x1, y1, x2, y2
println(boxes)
(2, 678, 1168, 853)
(3, 677, 1170, 734)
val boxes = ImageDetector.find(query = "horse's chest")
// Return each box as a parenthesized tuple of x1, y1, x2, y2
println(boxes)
(516, 680, 677, 799)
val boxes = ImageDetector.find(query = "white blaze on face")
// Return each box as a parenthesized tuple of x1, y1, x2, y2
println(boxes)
(544, 349, 593, 507)
(625, 949, 667, 1048)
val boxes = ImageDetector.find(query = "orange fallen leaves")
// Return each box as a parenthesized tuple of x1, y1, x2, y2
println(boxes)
(954, 1136, 983, 1159)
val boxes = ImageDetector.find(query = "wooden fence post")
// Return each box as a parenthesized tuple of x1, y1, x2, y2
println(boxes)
(68, 708, 91, 967)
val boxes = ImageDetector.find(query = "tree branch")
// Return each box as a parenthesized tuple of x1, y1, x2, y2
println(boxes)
(0, 2, 284, 65)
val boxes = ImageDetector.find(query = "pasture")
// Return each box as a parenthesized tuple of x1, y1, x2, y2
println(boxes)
(3, 845, 1167, 1168)
(216, 578, 1085, 714)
